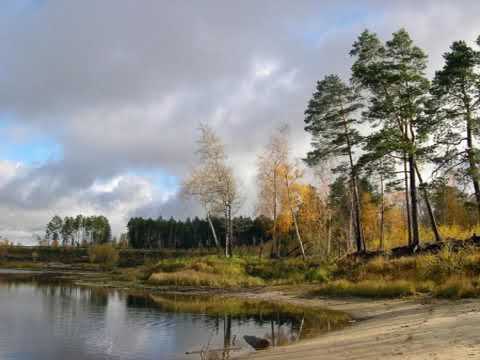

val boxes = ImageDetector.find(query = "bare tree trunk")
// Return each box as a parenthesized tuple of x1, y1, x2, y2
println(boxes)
(327, 211, 332, 256)
(403, 151, 413, 246)
(206, 212, 220, 249)
(348, 200, 354, 253)
(379, 173, 385, 251)
(409, 154, 420, 249)
(342, 116, 365, 252)
(466, 108, 480, 222)
(292, 212, 306, 260)
(351, 174, 365, 252)
(228, 203, 233, 256)
(223, 202, 233, 257)
(415, 164, 442, 243)
(224, 204, 231, 257)
(273, 168, 279, 258)
(284, 172, 306, 260)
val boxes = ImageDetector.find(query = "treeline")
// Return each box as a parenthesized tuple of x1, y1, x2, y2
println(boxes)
(43, 215, 112, 247)
(176, 28, 480, 258)
(297, 29, 480, 255)
(127, 216, 272, 249)
(83, 28, 480, 258)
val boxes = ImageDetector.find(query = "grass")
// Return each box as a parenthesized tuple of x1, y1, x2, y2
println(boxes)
(313, 279, 415, 298)
(320, 245, 480, 299)
(5, 240, 480, 299)
(147, 255, 332, 288)
(433, 277, 480, 299)
(149, 269, 264, 288)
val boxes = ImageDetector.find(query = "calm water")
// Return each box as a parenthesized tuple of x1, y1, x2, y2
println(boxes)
(0, 272, 348, 359)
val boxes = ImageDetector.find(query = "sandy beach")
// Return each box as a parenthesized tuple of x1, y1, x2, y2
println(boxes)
(237, 290, 480, 360)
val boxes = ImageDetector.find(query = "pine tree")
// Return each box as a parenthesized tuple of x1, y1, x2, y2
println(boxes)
(358, 132, 398, 250)
(351, 29, 434, 249)
(304, 74, 366, 252)
(431, 39, 480, 221)
(45, 215, 63, 246)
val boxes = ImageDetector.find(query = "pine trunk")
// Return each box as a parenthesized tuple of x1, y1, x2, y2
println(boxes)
(327, 211, 332, 255)
(351, 175, 365, 252)
(379, 173, 385, 251)
(408, 154, 420, 249)
(415, 164, 442, 242)
(403, 152, 413, 246)
(342, 114, 365, 253)
(466, 110, 480, 222)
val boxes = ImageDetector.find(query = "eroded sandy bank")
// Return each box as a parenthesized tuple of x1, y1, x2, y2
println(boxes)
(235, 290, 480, 360)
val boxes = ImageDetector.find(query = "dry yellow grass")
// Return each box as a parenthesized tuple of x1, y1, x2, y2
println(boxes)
(149, 269, 264, 288)
(313, 279, 415, 298)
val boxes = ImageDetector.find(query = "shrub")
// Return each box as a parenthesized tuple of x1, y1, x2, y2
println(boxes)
(88, 244, 119, 269)
(416, 246, 465, 282)
(245, 258, 310, 283)
(434, 277, 478, 299)
(305, 267, 330, 283)
(415, 280, 435, 294)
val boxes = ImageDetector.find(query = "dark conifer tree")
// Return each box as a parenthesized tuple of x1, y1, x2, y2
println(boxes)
(304, 74, 366, 252)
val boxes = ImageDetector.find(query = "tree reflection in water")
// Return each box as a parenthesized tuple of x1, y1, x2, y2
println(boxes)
(0, 276, 350, 360)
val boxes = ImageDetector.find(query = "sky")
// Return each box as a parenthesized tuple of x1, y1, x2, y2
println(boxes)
(0, 0, 479, 244)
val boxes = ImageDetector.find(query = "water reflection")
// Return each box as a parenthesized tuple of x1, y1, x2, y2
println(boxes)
(0, 275, 350, 360)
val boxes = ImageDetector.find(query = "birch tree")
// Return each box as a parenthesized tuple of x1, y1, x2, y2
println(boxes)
(256, 127, 289, 257)
(257, 126, 306, 259)
(183, 124, 239, 257)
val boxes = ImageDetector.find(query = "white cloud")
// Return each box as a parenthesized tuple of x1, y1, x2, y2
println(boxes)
(1, 1, 480, 243)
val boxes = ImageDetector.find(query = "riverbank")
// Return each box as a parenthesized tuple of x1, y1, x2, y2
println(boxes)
(2, 264, 480, 359)
(237, 290, 480, 359)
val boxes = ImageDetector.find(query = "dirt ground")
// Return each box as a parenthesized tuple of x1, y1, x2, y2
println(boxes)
(236, 290, 480, 360)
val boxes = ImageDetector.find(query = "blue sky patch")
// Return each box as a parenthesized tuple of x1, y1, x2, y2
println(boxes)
(0, 115, 63, 166)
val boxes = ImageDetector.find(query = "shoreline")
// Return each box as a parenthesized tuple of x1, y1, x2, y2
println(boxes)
(235, 291, 480, 359)
(3, 265, 480, 359)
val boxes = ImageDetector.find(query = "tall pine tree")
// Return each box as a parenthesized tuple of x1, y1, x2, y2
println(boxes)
(304, 74, 366, 252)
(351, 29, 435, 249)
(431, 39, 480, 221)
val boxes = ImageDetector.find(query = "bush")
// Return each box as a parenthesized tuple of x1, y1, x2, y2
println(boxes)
(416, 246, 465, 282)
(305, 267, 330, 283)
(246, 258, 311, 284)
(434, 277, 479, 299)
(87, 244, 119, 269)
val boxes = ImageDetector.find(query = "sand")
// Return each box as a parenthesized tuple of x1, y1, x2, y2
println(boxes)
(237, 290, 480, 360)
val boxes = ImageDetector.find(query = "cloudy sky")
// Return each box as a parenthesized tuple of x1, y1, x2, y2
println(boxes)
(1, 0, 479, 244)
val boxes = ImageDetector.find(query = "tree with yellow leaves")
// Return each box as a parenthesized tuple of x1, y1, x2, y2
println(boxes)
(256, 126, 306, 259)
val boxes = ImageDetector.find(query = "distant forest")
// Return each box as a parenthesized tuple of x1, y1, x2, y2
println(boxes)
(127, 216, 272, 250)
